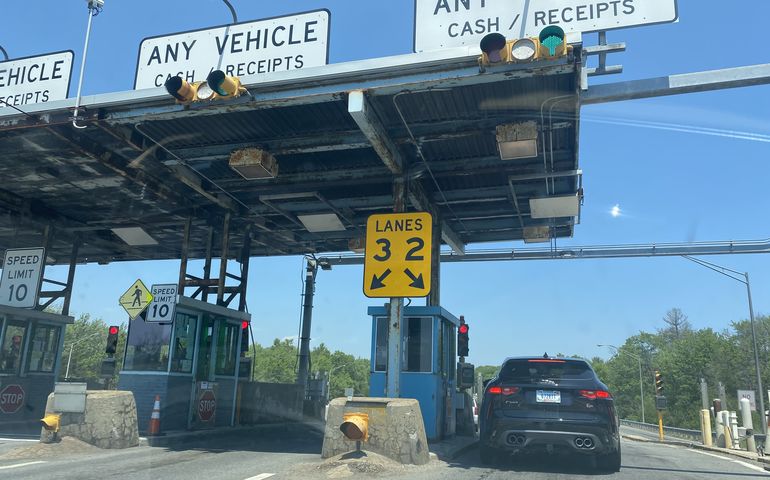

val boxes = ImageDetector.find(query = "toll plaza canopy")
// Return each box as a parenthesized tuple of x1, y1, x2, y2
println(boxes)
(0, 47, 581, 264)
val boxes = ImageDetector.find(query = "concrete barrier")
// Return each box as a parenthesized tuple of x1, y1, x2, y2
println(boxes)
(238, 382, 304, 424)
(322, 397, 429, 465)
(40, 390, 139, 449)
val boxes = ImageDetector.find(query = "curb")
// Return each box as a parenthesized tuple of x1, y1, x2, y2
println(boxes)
(622, 433, 770, 464)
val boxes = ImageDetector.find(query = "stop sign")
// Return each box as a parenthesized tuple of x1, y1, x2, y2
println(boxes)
(0, 384, 25, 414)
(198, 390, 216, 422)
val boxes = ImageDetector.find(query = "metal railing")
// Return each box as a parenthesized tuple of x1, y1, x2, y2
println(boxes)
(621, 419, 766, 446)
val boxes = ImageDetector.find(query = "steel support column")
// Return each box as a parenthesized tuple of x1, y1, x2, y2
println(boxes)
(428, 211, 441, 307)
(296, 258, 317, 391)
(387, 177, 406, 398)
(178, 217, 191, 294)
(61, 237, 80, 316)
(217, 212, 231, 306)
(238, 226, 252, 312)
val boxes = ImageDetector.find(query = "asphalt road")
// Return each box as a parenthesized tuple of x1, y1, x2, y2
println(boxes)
(1, 428, 768, 479)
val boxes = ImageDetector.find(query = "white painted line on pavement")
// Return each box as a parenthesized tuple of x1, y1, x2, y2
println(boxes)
(730, 459, 767, 473)
(0, 461, 47, 470)
(244, 474, 275, 480)
(689, 449, 729, 460)
(0, 437, 39, 442)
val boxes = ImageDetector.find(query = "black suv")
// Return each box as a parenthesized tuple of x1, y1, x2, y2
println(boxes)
(479, 356, 621, 471)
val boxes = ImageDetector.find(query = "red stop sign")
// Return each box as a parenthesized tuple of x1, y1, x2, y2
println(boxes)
(198, 390, 216, 422)
(0, 384, 25, 414)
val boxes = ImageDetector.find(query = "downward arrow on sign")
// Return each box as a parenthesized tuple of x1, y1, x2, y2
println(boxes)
(370, 269, 392, 290)
(404, 268, 425, 289)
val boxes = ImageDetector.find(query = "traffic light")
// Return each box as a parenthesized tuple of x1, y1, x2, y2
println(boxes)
(458, 323, 469, 357)
(655, 370, 664, 394)
(105, 326, 119, 355)
(340, 412, 369, 442)
(479, 26, 570, 66)
(240, 320, 250, 355)
(164, 70, 247, 104)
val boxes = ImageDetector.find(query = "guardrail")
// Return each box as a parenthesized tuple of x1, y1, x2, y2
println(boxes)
(621, 419, 766, 446)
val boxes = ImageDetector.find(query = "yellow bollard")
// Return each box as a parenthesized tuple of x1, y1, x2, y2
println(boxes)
(700, 409, 713, 446)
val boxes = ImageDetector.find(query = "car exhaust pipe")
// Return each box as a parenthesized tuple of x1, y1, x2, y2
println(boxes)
(574, 437, 584, 448)
(507, 434, 518, 445)
(517, 435, 526, 445)
(583, 437, 594, 449)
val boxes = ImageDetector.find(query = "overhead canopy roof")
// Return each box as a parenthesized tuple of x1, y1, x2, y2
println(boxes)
(0, 47, 581, 265)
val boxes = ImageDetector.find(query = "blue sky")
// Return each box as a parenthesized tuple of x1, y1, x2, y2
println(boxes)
(3, 1, 770, 367)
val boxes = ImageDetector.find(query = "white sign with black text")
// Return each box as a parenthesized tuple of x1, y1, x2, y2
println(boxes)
(0, 248, 46, 309)
(0, 51, 73, 111)
(738, 389, 757, 411)
(134, 10, 330, 90)
(146, 283, 178, 323)
(414, 0, 678, 52)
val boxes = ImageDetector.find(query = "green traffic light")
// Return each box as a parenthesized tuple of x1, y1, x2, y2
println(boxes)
(539, 25, 565, 56)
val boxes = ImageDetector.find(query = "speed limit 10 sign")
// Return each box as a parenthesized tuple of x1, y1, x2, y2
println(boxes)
(146, 283, 178, 323)
(0, 248, 45, 309)
(363, 212, 432, 298)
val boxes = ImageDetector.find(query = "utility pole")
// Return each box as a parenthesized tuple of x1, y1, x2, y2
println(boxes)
(296, 258, 318, 392)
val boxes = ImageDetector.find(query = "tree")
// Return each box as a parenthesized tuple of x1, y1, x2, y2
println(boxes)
(475, 365, 500, 380)
(59, 313, 127, 387)
(661, 308, 692, 340)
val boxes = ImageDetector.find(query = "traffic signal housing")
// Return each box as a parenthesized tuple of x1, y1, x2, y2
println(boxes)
(655, 370, 664, 395)
(479, 26, 571, 67)
(106, 326, 119, 355)
(458, 323, 469, 357)
(164, 70, 247, 104)
(241, 320, 250, 355)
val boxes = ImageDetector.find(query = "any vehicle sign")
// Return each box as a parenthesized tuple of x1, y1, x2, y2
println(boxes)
(414, 0, 678, 52)
(135, 10, 330, 90)
(0, 51, 73, 112)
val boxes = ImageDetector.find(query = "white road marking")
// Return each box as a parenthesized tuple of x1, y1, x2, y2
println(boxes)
(244, 474, 275, 480)
(0, 461, 47, 470)
(689, 449, 769, 474)
(730, 460, 767, 473)
(0, 437, 39, 442)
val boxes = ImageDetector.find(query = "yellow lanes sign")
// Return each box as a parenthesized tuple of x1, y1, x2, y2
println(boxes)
(119, 279, 154, 320)
(364, 212, 432, 298)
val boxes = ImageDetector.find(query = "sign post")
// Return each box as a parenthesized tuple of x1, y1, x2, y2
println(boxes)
(413, 0, 678, 52)
(134, 10, 330, 90)
(146, 283, 178, 323)
(118, 279, 154, 320)
(0, 247, 46, 309)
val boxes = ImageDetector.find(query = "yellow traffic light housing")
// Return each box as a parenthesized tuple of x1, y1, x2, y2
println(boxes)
(655, 370, 664, 394)
(480, 33, 510, 65)
(164, 70, 247, 104)
(340, 412, 369, 442)
(479, 26, 571, 67)
(539, 25, 567, 58)
(41, 413, 61, 432)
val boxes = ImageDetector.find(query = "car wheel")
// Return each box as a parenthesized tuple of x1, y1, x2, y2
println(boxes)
(479, 445, 499, 465)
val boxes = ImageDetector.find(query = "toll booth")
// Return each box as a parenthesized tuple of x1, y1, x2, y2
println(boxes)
(0, 305, 72, 435)
(118, 296, 249, 433)
(368, 306, 459, 441)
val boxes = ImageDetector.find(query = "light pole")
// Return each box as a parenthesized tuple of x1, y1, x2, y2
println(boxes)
(599, 344, 645, 424)
(683, 255, 767, 435)
(327, 363, 351, 402)
(65, 331, 102, 380)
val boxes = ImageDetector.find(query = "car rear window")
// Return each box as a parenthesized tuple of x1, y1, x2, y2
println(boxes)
(498, 359, 594, 382)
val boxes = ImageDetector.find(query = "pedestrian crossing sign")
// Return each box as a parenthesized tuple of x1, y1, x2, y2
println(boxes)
(119, 279, 154, 320)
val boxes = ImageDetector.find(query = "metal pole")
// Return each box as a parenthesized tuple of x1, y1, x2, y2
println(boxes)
(72, 5, 96, 129)
(658, 411, 664, 441)
(216, 212, 231, 306)
(638, 356, 645, 424)
(746, 272, 767, 435)
(387, 177, 406, 398)
(296, 259, 317, 391)
(62, 237, 80, 316)
(65, 344, 74, 380)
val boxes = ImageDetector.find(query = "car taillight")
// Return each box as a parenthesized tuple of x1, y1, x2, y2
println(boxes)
(580, 390, 612, 400)
(488, 386, 520, 395)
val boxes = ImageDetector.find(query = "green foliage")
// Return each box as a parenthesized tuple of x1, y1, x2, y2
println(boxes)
(599, 309, 770, 430)
(475, 365, 500, 380)
(247, 340, 370, 398)
(59, 313, 126, 386)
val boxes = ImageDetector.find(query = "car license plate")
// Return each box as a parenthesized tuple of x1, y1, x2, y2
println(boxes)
(536, 390, 561, 403)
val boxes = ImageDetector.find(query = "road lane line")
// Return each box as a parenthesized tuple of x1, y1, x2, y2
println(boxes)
(0, 461, 47, 470)
(0, 437, 39, 442)
(731, 459, 767, 473)
(689, 449, 729, 460)
(244, 474, 275, 480)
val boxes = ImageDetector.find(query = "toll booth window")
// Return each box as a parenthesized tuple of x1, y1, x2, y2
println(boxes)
(403, 317, 432, 373)
(374, 317, 388, 372)
(123, 317, 171, 372)
(215, 321, 238, 376)
(27, 324, 60, 373)
(171, 313, 196, 373)
(0, 321, 26, 374)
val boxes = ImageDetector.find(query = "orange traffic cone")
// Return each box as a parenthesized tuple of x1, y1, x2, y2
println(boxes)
(148, 395, 161, 436)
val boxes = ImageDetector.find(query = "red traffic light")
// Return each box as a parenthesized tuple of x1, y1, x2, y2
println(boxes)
(108, 326, 119, 335)
(241, 321, 249, 330)
(459, 324, 469, 335)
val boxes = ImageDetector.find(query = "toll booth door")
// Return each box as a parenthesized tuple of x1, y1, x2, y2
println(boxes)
(195, 315, 215, 382)
(442, 319, 456, 437)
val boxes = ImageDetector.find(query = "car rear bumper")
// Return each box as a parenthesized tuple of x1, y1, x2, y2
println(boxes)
(482, 420, 618, 455)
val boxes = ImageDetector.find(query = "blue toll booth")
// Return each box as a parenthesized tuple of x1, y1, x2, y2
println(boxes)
(368, 306, 459, 441)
